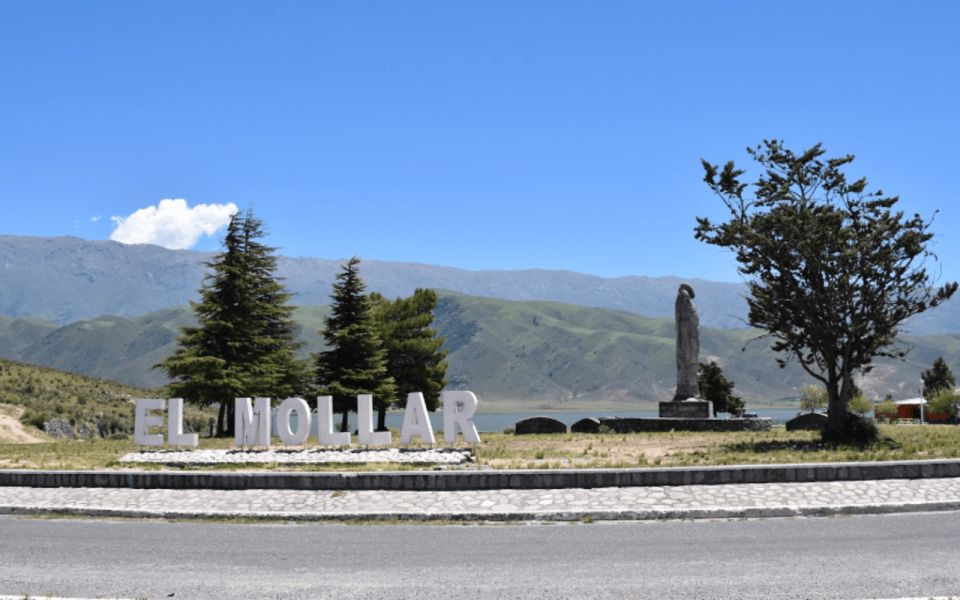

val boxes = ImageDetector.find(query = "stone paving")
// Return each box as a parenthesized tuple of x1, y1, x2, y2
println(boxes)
(2, 477, 960, 522)
(117, 447, 473, 466)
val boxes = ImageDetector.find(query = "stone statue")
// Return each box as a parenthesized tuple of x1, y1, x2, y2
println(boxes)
(673, 283, 700, 401)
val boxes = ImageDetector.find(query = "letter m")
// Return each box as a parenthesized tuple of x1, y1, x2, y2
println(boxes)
(235, 397, 271, 446)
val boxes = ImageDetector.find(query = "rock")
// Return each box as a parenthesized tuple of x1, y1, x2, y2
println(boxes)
(570, 418, 601, 433)
(659, 399, 713, 419)
(75, 422, 97, 440)
(514, 416, 568, 435)
(43, 418, 75, 439)
(42, 418, 99, 440)
(786, 412, 828, 431)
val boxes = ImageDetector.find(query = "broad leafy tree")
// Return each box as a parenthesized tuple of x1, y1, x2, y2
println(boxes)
(922, 357, 956, 400)
(875, 397, 898, 423)
(697, 361, 744, 416)
(927, 388, 959, 420)
(799, 384, 827, 414)
(370, 288, 448, 430)
(161, 210, 308, 436)
(696, 140, 957, 441)
(315, 257, 396, 432)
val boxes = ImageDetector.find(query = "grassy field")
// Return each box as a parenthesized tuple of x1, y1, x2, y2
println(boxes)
(3, 425, 960, 471)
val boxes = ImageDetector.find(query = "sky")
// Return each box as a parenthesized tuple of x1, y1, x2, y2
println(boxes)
(1, 0, 958, 283)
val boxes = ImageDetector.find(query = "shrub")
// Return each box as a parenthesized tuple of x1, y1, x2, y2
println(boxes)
(927, 388, 959, 420)
(875, 399, 898, 423)
(799, 385, 827, 413)
(822, 412, 878, 445)
(848, 394, 873, 416)
(20, 408, 48, 430)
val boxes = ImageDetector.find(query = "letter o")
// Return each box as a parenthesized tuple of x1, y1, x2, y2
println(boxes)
(277, 397, 311, 446)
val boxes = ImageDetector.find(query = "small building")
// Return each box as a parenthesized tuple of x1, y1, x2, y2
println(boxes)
(894, 398, 952, 423)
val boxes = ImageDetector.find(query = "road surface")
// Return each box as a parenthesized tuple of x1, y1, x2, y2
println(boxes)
(2, 512, 958, 599)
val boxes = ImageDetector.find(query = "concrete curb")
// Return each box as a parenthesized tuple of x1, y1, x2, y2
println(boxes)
(4, 459, 960, 491)
(3, 499, 960, 523)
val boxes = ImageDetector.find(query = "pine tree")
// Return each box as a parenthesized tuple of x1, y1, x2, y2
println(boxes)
(922, 357, 956, 400)
(315, 257, 396, 432)
(160, 209, 307, 436)
(370, 288, 448, 430)
(697, 361, 744, 416)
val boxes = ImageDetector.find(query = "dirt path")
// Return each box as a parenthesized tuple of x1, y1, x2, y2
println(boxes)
(0, 404, 48, 444)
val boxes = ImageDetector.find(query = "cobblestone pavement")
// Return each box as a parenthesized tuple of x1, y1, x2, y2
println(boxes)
(117, 447, 472, 465)
(3, 477, 960, 521)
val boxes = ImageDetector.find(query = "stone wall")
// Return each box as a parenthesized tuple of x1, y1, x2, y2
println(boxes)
(600, 417, 772, 433)
(4, 458, 960, 491)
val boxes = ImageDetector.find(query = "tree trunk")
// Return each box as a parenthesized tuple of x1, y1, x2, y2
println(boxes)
(824, 372, 847, 442)
(377, 405, 387, 432)
(226, 400, 235, 438)
(216, 401, 227, 437)
(340, 409, 349, 433)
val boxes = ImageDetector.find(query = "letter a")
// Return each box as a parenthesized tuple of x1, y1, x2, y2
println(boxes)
(400, 392, 435, 445)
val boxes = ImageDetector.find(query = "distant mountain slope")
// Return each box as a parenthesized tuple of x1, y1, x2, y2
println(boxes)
(4, 233, 958, 334)
(0, 233, 761, 330)
(0, 293, 955, 408)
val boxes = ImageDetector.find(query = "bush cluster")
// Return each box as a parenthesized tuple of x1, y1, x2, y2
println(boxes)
(1, 359, 142, 437)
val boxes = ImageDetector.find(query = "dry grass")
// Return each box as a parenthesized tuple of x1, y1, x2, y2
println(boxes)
(2, 425, 960, 471)
(475, 425, 960, 469)
(0, 404, 51, 444)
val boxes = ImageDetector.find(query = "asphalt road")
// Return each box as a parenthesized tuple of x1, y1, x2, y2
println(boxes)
(1, 512, 959, 599)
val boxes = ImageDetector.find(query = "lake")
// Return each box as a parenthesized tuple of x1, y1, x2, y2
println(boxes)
(280, 407, 803, 435)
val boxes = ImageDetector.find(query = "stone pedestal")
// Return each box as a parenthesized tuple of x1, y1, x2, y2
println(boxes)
(659, 399, 713, 419)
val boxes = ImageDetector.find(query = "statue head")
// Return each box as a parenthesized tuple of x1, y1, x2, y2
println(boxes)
(679, 283, 695, 299)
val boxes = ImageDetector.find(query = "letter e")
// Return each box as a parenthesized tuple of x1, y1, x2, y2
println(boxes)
(133, 398, 165, 447)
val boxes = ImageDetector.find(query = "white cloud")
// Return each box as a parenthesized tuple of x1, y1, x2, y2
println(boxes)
(89, 215, 102, 223)
(110, 199, 238, 249)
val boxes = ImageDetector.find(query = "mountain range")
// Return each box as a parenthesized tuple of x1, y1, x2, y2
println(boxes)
(1, 292, 957, 408)
(1, 233, 959, 407)
(0, 234, 756, 328)
(4, 234, 958, 334)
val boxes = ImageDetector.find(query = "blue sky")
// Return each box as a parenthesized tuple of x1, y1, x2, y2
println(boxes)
(1, 0, 958, 282)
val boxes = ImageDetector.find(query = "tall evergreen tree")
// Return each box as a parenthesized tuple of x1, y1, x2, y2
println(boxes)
(160, 209, 307, 436)
(315, 257, 396, 432)
(697, 361, 744, 416)
(370, 288, 448, 430)
(922, 357, 956, 400)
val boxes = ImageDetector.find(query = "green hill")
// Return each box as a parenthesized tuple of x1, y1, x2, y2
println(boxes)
(0, 358, 152, 438)
(0, 293, 957, 410)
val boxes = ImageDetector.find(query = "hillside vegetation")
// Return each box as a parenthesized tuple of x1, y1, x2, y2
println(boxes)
(1, 293, 956, 408)
(0, 358, 151, 439)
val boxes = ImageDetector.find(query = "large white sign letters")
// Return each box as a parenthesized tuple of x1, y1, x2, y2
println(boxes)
(133, 391, 481, 448)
